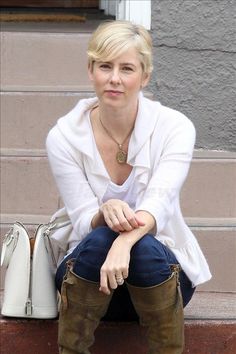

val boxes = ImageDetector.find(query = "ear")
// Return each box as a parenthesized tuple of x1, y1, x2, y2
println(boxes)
(88, 62, 94, 81)
(141, 72, 151, 89)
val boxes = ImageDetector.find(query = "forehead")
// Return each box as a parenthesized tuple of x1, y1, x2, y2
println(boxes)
(99, 47, 142, 65)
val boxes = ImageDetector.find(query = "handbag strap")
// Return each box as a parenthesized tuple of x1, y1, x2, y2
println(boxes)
(1, 215, 71, 269)
(1, 227, 19, 268)
(41, 215, 70, 262)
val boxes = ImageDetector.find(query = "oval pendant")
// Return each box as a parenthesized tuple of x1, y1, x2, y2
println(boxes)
(116, 150, 127, 164)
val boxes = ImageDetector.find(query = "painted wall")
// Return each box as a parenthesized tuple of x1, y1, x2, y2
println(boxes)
(149, 0, 236, 151)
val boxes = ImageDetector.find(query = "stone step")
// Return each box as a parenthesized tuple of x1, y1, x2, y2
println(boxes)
(1, 152, 235, 218)
(0, 92, 94, 151)
(0, 291, 236, 354)
(1, 318, 235, 354)
(1, 91, 154, 151)
(1, 31, 91, 92)
(1, 219, 235, 293)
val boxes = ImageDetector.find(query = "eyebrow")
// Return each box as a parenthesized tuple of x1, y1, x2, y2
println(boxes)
(98, 61, 136, 67)
(121, 62, 136, 67)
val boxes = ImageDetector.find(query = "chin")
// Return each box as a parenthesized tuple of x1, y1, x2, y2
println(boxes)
(101, 96, 126, 107)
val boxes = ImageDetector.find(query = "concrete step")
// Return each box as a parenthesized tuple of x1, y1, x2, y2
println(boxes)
(0, 92, 94, 151)
(0, 220, 235, 293)
(1, 152, 235, 218)
(0, 292, 236, 354)
(1, 319, 235, 354)
(1, 151, 236, 292)
(1, 31, 92, 92)
(1, 91, 154, 151)
(181, 152, 236, 218)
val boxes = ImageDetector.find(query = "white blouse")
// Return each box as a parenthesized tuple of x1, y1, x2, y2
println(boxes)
(46, 93, 212, 287)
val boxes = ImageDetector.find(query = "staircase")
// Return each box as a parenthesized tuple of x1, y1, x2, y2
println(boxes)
(1, 21, 236, 354)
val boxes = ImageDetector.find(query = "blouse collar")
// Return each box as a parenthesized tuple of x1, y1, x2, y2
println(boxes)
(57, 92, 161, 169)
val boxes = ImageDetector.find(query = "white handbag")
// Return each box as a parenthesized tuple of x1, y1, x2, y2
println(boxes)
(1, 215, 71, 319)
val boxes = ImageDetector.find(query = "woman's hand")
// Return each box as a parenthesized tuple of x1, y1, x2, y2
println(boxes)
(100, 199, 145, 232)
(99, 210, 156, 295)
(99, 236, 131, 295)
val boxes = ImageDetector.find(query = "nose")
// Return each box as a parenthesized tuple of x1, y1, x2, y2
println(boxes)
(110, 68, 121, 85)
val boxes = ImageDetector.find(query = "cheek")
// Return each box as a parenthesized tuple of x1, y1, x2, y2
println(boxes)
(92, 73, 107, 86)
(126, 77, 143, 90)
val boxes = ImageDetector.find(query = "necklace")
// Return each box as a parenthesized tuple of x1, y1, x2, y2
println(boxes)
(99, 115, 133, 164)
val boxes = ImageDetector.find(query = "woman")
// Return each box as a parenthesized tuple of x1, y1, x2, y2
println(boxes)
(46, 20, 211, 354)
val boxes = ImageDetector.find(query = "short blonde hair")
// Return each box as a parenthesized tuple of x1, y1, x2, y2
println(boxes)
(87, 20, 153, 74)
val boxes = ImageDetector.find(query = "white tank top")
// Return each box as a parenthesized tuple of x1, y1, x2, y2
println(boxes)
(102, 168, 137, 209)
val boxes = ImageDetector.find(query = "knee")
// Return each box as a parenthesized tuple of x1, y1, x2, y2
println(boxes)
(129, 234, 160, 274)
(85, 226, 117, 250)
(75, 226, 117, 266)
(131, 234, 157, 258)
(72, 227, 118, 282)
(128, 234, 171, 286)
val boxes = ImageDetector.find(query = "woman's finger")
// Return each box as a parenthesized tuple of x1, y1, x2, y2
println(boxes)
(108, 213, 126, 232)
(122, 268, 129, 279)
(100, 266, 122, 294)
(100, 269, 115, 295)
(123, 207, 140, 229)
(113, 209, 133, 231)
(107, 270, 119, 290)
(107, 218, 124, 232)
(114, 271, 124, 285)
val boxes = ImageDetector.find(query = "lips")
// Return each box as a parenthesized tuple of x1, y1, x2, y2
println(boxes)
(105, 90, 124, 95)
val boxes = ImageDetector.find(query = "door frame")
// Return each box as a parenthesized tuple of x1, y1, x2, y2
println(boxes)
(99, 0, 151, 30)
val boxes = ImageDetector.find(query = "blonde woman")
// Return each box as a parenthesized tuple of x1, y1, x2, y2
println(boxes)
(46, 20, 211, 354)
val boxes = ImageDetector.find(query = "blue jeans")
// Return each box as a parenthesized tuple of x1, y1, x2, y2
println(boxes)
(56, 226, 195, 321)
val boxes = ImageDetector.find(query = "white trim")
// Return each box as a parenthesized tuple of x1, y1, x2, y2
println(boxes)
(99, 0, 151, 30)
(99, 0, 117, 16)
(117, 0, 151, 29)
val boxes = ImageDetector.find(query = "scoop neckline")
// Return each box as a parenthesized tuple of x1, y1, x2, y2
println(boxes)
(87, 109, 134, 187)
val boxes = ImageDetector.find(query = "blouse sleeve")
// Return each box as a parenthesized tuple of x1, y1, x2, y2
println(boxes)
(46, 126, 99, 240)
(135, 114, 196, 234)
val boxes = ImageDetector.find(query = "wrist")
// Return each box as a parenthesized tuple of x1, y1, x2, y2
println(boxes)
(91, 210, 105, 229)
(117, 228, 145, 249)
(114, 234, 133, 250)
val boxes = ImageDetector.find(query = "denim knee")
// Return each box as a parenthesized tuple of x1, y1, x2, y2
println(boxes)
(127, 234, 173, 286)
(73, 226, 118, 282)
(56, 227, 117, 289)
(81, 226, 118, 249)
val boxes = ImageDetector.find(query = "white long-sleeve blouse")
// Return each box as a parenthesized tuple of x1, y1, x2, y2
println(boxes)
(46, 93, 212, 287)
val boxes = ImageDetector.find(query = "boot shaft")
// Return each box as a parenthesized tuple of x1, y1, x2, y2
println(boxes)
(127, 266, 184, 354)
(58, 260, 113, 354)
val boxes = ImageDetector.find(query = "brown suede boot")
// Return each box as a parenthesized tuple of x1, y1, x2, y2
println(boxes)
(58, 260, 113, 354)
(127, 265, 184, 354)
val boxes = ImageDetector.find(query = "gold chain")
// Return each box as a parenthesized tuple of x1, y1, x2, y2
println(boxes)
(99, 115, 134, 164)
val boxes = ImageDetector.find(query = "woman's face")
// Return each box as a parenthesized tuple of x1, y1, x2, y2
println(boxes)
(88, 47, 150, 109)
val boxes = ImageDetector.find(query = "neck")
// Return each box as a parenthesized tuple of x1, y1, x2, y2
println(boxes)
(98, 101, 138, 136)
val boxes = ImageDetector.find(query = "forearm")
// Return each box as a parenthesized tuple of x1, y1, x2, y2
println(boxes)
(92, 208, 155, 249)
(116, 210, 156, 248)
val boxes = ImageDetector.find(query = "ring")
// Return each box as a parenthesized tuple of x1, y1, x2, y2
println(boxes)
(116, 278, 124, 285)
(115, 275, 124, 285)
